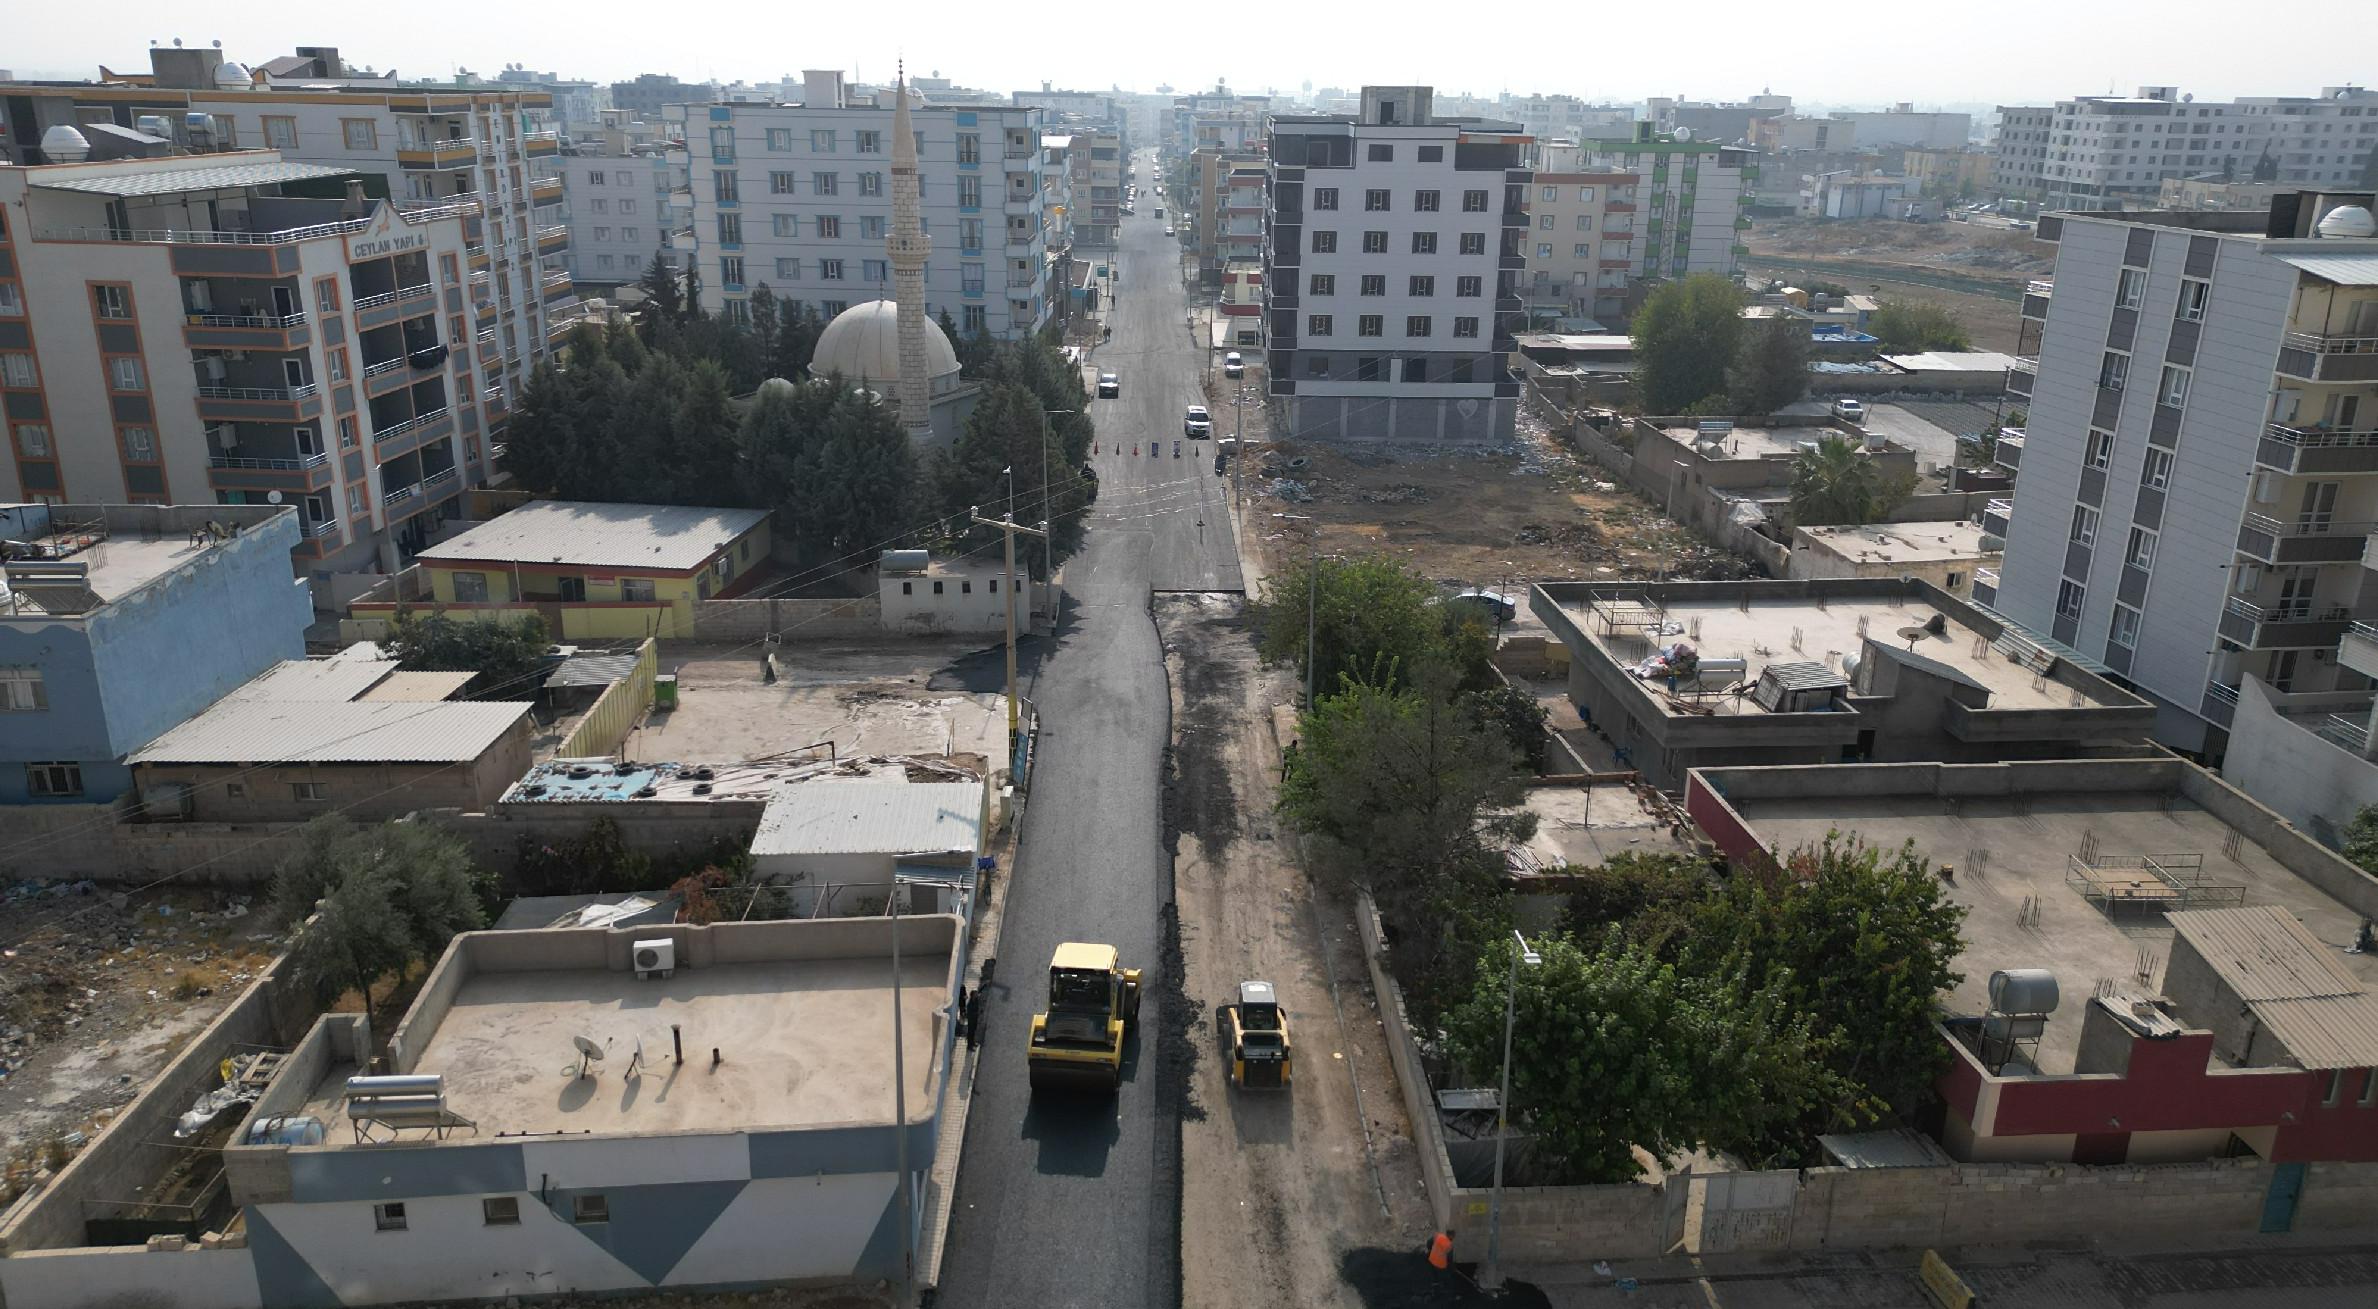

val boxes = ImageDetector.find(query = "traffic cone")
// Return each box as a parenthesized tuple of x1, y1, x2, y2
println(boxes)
(1427, 1232, 1452, 1270)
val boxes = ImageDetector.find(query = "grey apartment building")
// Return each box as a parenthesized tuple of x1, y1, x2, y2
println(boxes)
(1985, 192, 2378, 758)
(1263, 86, 1531, 443)
(670, 77, 1053, 338)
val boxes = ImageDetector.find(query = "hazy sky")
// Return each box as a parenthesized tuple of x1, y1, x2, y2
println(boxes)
(7, 3, 2372, 109)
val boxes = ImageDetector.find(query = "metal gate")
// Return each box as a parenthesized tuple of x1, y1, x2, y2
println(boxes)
(1693, 1169, 1800, 1253)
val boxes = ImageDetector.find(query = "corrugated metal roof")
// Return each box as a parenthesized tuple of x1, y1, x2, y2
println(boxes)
(2272, 251, 2378, 287)
(546, 652, 642, 688)
(2167, 906, 2378, 1070)
(226, 657, 400, 704)
(30, 160, 359, 197)
(750, 781, 984, 857)
(130, 700, 530, 766)
(357, 670, 477, 702)
(417, 500, 769, 572)
(1882, 351, 2025, 372)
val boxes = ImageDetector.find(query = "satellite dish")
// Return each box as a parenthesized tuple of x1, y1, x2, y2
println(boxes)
(573, 1034, 605, 1060)
(2182, 93, 2194, 103)
(265, 490, 284, 504)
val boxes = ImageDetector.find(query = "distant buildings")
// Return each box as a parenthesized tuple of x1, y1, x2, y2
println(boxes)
(0, 503, 310, 804)
(562, 111, 691, 288)
(1261, 86, 1529, 444)
(610, 72, 715, 119)
(1526, 127, 1753, 322)
(1825, 105, 1972, 151)
(1992, 86, 2378, 210)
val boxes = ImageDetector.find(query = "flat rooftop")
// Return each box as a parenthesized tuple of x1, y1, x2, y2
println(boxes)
(1798, 521, 1996, 566)
(1693, 761, 2378, 1076)
(1513, 781, 1690, 873)
(628, 641, 1005, 770)
(1551, 582, 2123, 716)
(1653, 421, 1873, 462)
(1, 503, 294, 615)
(304, 919, 956, 1142)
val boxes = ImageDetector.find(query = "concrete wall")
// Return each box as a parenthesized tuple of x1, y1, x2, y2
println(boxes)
(1352, 892, 1457, 1237)
(2173, 761, 2378, 923)
(2222, 676, 2378, 848)
(557, 638, 656, 758)
(0, 1245, 261, 1309)
(688, 595, 882, 642)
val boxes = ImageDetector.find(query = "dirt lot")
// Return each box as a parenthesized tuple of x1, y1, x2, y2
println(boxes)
(1244, 406, 1757, 597)
(0, 880, 280, 1206)
(1159, 593, 1435, 1309)
(1745, 215, 2054, 353)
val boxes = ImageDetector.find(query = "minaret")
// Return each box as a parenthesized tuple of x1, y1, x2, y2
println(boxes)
(887, 64, 935, 442)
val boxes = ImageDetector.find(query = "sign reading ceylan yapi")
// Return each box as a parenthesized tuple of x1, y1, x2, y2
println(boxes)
(350, 204, 430, 260)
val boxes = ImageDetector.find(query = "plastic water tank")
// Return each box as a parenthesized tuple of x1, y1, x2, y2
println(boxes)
(881, 548, 929, 573)
(1988, 968, 2060, 1016)
(40, 124, 90, 163)
(2316, 205, 2378, 240)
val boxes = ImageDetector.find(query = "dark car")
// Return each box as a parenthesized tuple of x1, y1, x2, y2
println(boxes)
(1097, 372, 1120, 398)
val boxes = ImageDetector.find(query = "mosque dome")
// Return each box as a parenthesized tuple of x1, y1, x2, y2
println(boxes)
(809, 299, 960, 387)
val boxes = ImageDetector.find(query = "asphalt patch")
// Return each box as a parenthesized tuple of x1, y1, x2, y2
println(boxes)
(926, 635, 1054, 694)
(1338, 1247, 1551, 1308)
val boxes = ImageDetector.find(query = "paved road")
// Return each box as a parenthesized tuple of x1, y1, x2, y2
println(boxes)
(933, 152, 1241, 1309)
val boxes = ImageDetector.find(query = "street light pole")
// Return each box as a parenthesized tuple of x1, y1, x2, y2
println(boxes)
(1482, 929, 1541, 1293)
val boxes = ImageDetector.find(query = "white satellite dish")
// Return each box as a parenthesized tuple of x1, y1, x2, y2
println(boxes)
(572, 1033, 606, 1079)
(265, 490, 284, 504)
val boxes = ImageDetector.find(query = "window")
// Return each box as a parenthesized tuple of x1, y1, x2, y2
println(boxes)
(1411, 232, 1438, 255)
(1405, 315, 1432, 338)
(960, 218, 985, 249)
(811, 129, 837, 152)
(957, 176, 982, 207)
(1453, 316, 1480, 339)
(1356, 356, 1381, 381)
(338, 415, 359, 449)
(857, 130, 882, 153)
(264, 116, 298, 149)
(0, 667, 46, 711)
(93, 285, 130, 319)
(717, 214, 742, 244)
(962, 305, 985, 334)
(1362, 189, 1391, 213)
(714, 170, 740, 204)
(621, 578, 656, 602)
(1539, 213, 1556, 231)
(1359, 275, 1386, 296)
(863, 259, 888, 283)
(588, 199, 609, 215)
(482, 1198, 520, 1226)
(1309, 274, 1335, 295)
(1307, 314, 1333, 336)
(1462, 190, 1489, 212)
(1362, 231, 1388, 254)
(2176, 277, 2210, 322)
(2141, 446, 2173, 490)
(572, 1195, 609, 1224)
(2116, 267, 2147, 309)
(16, 423, 50, 456)
(820, 259, 845, 280)
(122, 427, 155, 459)
(770, 171, 797, 194)
(2158, 365, 2191, 408)
(1409, 276, 1435, 296)
(292, 781, 330, 803)
(2125, 527, 2158, 570)
(2097, 351, 2129, 391)
(26, 762, 79, 796)
(772, 213, 801, 237)
(1576, 186, 1597, 202)
(2323, 1069, 2346, 1107)
(2056, 578, 2087, 620)
(776, 257, 802, 279)
(1305, 354, 1330, 379)
(1459, 233, 1486, 256)
(1573, 243, 1592, 258)
(317, 278, 341, 313)
(861, 216, 886, 240)
(1367, 143, 1393, 162)
(1456, 276, 1482, 297)
(932, 580, 945, 596)
(110, 358, 146, 392)
(859, 172, 883, 197)
(2110, 604, 2141, 649)
(1312, 231, 1337, 253)
(1414, 189, 1440, 212)
(0, 282, 20, 317)
(1358, 315, 1383, 337)
(448, 570, 491, 602)
(1, 353, 37, 388)
(766, 128, 795, 151)
(342, 119, 379, 150)
(816, 215, 841, 238)
(619, 199, 637, 214)
(813, 172, 839, 195)
(1313, 188, 1339, 211)
(2362, 1069, 2378, 1108)
(2085, 428, 2115, 469)
(1418, 145, 1443, 163)
(2070, 505, 2099, 546)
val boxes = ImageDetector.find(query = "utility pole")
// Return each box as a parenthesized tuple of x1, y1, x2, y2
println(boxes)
(1232, 376, 1245, 513)
(970, 506, 1047, 754)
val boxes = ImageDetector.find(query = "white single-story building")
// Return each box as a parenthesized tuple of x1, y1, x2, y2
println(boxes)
(749, 780, 987, 915)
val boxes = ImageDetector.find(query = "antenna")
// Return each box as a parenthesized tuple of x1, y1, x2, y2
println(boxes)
(572, 1033, 606, 1080)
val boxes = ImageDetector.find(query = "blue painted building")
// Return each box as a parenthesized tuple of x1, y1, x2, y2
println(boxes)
(0, 503, 312, 804)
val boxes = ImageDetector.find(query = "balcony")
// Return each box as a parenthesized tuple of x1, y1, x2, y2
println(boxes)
(2217, 595, 2353, 649)
(353, 282, 437, 330)
(523, 130, 561, 157)
(536, 225, 570, 252)
(531, 177, 565, 205)
(373, 407, 454, 460)
(207, 449, 333, 493)
(541, 272, 576, 302)
(397, 138, 479, 169)
(1982, 498, 2012, 537)
(2235, 512, 2376, 564)
(467, 243, 489, 269)
(2255, 423, 2378, 476)
(395, 196, 482, 222)
(2318, 713, 2374, 755)
(2202, 678, 2241, 728)
(1972, 566, 2000, 608)
(2021, 280, 2053, 320)
(2275, 331, 2378, 384)
(197, 383, 317, 402)
(183, 310, 310, 351)
(2341, 620, 2378, 681)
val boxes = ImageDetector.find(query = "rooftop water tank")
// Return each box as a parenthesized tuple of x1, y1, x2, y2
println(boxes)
(881, 549, 930, 574)
(2316, 205, 2377, 239)
(214, 60, 253, 90)
(1988, 968, 2060, 1016)
(40, 124, 90, 163)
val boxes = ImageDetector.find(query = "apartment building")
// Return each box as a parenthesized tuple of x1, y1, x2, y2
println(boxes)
(1072, 128, 1123, 248)
(1262, 86, 1529, 443)
(1984, 192, 2378, 770)
(1516, 160, 1640, 323)
(492, 69, 611, 131)
(1998, 87, 2378, 210)
(1992, 105, 2056, 199)
(1524, 129, 1753, 321)
(563, 112, 689, 288)
(1502, 94, 1633, 145)
(1186, 147, 1265, 283)
(671, 76, 1052, 337)
(1826, 107, 1971, 151)
(611, 73, 713, 119)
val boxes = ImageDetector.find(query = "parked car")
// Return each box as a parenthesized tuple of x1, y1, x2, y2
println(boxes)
(1164, 226, 1175, 237)
(1832, 398, 1868, 424)
(1184, 405, 1212, 438)
(1223, 351, 1244, 378)
(1098, 372, 1120, 398)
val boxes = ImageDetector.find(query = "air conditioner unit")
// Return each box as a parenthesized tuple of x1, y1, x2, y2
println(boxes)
(632, 938, 675, 980)
(207, 426, 238, 451)
(198, 357, 228, 383)
(2252, 471, 2281, 504)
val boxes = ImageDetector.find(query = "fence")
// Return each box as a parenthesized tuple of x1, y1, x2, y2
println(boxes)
(690, 594, 882, 642)
(556, 638, 657, 757)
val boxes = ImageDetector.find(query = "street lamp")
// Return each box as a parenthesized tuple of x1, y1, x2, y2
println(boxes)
(1482, 929, 1542, 1293)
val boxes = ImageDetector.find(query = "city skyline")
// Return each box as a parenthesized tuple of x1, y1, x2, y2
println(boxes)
(5, 2, 2371, 108)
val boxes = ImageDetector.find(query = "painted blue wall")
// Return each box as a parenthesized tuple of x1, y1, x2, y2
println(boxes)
(0, 511, 311, 803)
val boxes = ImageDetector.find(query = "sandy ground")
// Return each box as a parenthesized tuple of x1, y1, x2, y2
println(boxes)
(627, 640, 1006, 769)
(1743, 215, 2051, 354)
(1159, 593, 1434, 1309)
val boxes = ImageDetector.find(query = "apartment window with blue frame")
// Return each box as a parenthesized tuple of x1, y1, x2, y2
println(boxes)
(719, 255, 744, 288)
(962, 304, 987, 335)
(863, 259, 889, 284)
(717, 214, 741, 246)
(963, 263, 985, 295)
(709, 127, 734, 160)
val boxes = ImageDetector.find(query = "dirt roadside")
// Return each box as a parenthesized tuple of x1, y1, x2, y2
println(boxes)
(1160, 593, 1433, 1309)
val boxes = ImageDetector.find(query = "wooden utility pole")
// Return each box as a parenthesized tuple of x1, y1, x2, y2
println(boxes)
(970, 507, 1047, 752)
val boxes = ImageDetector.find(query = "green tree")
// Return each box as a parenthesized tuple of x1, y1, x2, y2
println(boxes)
(1249, 555, 1488, 698)
(1631, 274, 1745, 413)
(273, 817, 487, 1008)
(382, 611, 550, 697)
(667, 359, 744, 505)
(749, 284, 782, 370)
(1445, 934, 1848, 1182)
(1790, 434, 1912, 526)
(931, 382, 1090, 575)
(1729, 316, 1810, 414)
(1278, 664, 1536, 1018)
(284, 865, 413, 1009)
(788, 386, 920, 557)
(1463, 683, 1552, 772)
(499, 361, 576, 494)
(2341, 804, 2378, 877)
(1557, 849, 1714, 958)
(635, 251, 683, 338)
(1868, 299, 1971, 352)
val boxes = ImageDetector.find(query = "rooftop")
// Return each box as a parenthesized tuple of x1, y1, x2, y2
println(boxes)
(1881, 351, 2026, 373)
(25, 157, 357, 197)
(1689, 759, 2378, 1076)
(752, 780, 985, 857)
(2166, 906, 2378, 1070)
(1796, 521, 1997, 566)
(293, 918, 956, 1142)
(417, 500, 768, 572)
(129, 698, 529, 765)
(0, 503, 297, 617)
(626, 641, 1006, 772)
(1651, 418, 1875, 462)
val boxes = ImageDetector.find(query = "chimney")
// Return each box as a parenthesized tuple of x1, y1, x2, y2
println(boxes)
(341, 178, 369, 219)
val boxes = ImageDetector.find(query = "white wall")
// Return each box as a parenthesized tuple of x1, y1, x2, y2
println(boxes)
(0, 1245, 261, 1309)
(665, 1174, 894, 1285)
(254, 1193, 646, 1302)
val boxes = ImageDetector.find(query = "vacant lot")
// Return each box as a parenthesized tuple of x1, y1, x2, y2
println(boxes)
(1745, 216, 2053, 353)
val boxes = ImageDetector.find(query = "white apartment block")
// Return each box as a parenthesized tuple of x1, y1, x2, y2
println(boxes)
(1982, 192, 2378, 774)
(1517, 165, 1642, 323)
(670, 90, 1053, 339)
(1529, 129, 1753, 317)
(1825, 107, 1971, 151)
(1502, 95, 1633, 146)
(1994, 87, 2378, 209)
(1992, 105, 2055, 197)
(0, 154, 503, 577)
(562, 114, 689, 290)
(1263, 86, 1530, 444)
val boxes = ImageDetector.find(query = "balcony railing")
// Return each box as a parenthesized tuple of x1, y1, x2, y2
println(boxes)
(352, 283, 436, 311)
(39, 218, 379, 246)
(198, 384, 318, 402)
(2282, 331, 2378, 356)
(423, 466, 462, 491)
(2319, 713, 2373, 754)
(210, 452, 330, 471)
(2008, 356, 2038, 375)
(383, 482, 422, 507)
(394, 197, 482, 221)
(374, 407, 452, 442)
(301, 519, 341, 539)
(2026, 279, 2054, 297)
(360, 356, 409, 379)
(186, 312, 307, 330)
(2241, 511, 2377, 540)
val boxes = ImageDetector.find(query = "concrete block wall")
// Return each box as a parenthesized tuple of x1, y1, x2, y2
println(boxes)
(1446, 1181, 1667, 1262)
(689, 596, 882, 642)
(1353, 892, 1457, 1237)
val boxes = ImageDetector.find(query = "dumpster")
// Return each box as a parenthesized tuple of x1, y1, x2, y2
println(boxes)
(654, 674, 679, 709)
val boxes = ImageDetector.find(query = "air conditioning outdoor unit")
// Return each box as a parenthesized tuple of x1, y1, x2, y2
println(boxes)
(632, 938, 676, 980)
(197, 357, 227, 383)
